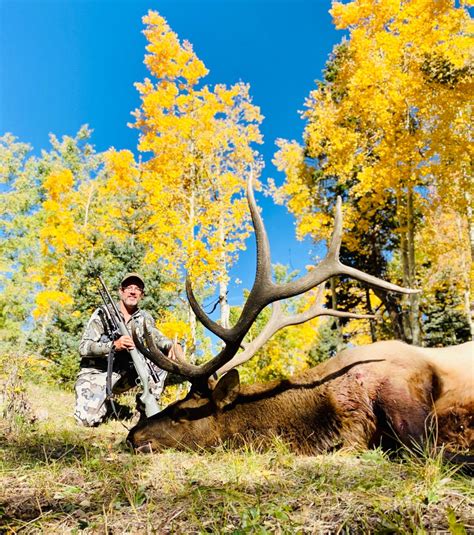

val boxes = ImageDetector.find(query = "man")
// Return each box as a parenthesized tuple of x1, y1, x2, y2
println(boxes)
(74, 272, 181, 427)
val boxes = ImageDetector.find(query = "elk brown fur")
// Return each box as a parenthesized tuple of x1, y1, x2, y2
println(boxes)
(128, 340, 473, 455)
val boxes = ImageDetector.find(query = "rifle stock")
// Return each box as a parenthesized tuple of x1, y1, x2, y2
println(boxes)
(98, 275, 160, 418)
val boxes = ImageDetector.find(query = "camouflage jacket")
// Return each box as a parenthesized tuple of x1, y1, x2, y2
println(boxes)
(79, 305, 172, 371)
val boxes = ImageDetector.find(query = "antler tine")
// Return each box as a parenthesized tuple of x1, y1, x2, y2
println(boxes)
(223, 172, 277, 334)
(186, 170, 276, 344)
(246, 169, 273, 286)
(336, 263, 420, 295)
(217, 283, 376, 374)
(257, 194, 419, 302)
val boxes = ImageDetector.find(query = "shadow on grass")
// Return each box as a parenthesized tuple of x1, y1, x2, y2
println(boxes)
(0, 420, 132, 467)
(0, 423, 143, 530)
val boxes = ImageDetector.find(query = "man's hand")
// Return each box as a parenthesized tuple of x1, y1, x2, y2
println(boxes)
(168, 342, 184, 362)
(114, 335, 135, 351)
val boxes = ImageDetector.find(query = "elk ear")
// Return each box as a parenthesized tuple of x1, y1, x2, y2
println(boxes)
(211, 369, 240, 410)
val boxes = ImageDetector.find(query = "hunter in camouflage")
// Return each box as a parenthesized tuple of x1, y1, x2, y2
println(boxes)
(74, 273, 180, 427)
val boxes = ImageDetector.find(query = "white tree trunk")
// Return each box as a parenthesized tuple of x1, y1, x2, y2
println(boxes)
(188, 189, 197, 361)
(218, 214, 230, 329)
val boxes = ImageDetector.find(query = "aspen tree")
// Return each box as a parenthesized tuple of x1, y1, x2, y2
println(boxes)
(275, 0, 472, 342)
(131, 12, 263, 354)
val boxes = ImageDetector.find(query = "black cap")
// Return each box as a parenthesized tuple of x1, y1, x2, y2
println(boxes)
(120, 272, 145, 289)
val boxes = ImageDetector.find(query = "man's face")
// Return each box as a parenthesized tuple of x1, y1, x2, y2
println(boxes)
(119, 281, 144, 309)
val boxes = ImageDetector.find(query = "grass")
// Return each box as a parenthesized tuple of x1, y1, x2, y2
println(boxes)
(0, 382, 473, 534)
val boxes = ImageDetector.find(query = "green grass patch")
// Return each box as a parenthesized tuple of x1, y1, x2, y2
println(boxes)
(0, 382, 472, 533)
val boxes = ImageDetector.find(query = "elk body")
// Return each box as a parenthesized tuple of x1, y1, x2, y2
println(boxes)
(129, 177, 473, 458)
(128, 340, 473, 454)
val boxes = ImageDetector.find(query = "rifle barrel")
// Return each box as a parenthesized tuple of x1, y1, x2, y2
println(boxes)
(98, 276, 123, 325)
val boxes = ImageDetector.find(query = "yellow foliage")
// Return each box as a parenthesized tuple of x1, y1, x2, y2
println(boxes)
(37, 166, 92, 302)
(416, 203, 471, 300)
(43, 169, 74, 201)
(103, 149, 140, 192)
(33, 290, 74, 319)
(239, 291, 325, 383)
(142, 11, 208, 86)
(158, 320, 192, 344)
(275, 0, 472, 302)
(130, 11, 264, 296)
(40, 169, 83, 255)
(240, 318, 319, 383)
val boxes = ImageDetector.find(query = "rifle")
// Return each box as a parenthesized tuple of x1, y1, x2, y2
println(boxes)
(97, 275, 160, 418)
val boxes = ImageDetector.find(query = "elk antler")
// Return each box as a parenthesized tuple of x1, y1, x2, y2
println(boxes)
(216, 283, 375, 375)
(132, 174, 418, 380)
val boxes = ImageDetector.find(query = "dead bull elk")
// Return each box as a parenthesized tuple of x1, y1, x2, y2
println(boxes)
(129, 178, 473, 459)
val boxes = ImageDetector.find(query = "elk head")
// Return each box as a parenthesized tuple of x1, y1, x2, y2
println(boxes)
(129, 176, 417, 452)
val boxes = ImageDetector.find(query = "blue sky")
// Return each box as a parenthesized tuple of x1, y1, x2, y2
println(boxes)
(1, 0, 344, 303)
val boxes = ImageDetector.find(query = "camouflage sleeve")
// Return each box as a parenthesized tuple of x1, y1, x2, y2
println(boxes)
(78, 308, 113, 358)
(140, 310, 173, 354)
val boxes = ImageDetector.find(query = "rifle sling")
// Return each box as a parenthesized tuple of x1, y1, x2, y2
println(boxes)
(105, 344, 127, 427)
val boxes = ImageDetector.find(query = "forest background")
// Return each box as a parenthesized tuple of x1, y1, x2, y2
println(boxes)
(0, 0, 472, 390)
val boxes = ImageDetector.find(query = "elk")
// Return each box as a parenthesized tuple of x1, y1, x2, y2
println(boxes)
(128, 178, 473, 459)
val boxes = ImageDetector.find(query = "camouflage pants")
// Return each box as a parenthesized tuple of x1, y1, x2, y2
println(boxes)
(74, 365, 167, 427)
